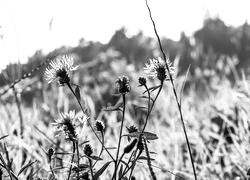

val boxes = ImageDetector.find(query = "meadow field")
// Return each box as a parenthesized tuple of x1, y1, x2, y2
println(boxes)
(1, 1, 250, 180)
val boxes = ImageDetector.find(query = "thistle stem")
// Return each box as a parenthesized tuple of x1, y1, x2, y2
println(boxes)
(144, 0, 197, 179)
(67, 141, 75, 180)
(113, 94, 126, 180)
(75, 140, 80, 180)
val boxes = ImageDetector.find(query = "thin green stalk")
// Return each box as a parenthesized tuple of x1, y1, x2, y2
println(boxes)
(92, 131, 105, 168)
(75, 140, 80, 179)
(144, 0, 197, 179)
(49, 164, 55, 179)
(88, 157, 94, 179)
(67, 141, 75, 180)
(66, 82, 114, 161)
(113, 94, 126, 180)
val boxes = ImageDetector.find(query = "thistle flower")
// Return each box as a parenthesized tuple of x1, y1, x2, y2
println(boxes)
(45, 54, 77, 85)
(52, 111, 77, 141)
(95, 120, 105, 132)
(144, 57, 175, 82)
(116, 75, 131, 94)
(84, 144, 93, 157)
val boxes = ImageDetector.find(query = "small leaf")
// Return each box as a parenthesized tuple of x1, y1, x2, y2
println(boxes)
(90, 156, 103, 161)
(18, 160, 37, 176)
(123, 131, 158, 141)
(118, 164, 123, 179)
(138, 156, 155, 161)
(75, 86, 81, 101)
(104, 102, 123, 112)
(93, 161, 112, 180)
(0, 135, 8, 141)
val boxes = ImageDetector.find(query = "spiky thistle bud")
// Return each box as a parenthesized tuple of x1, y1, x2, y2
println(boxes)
(95, 120, 105, 132)
(138, 77, 147, 86)
(124, 138, 138, 154)
(47, 147, 54, 163)
(116, 75, 130, 94)
(84, 144, 93, 157)
(126, 125, 138, 133)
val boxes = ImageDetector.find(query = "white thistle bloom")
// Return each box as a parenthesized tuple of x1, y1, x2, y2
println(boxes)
(144, 57, 175, 82)
(45, 54, 77, 85)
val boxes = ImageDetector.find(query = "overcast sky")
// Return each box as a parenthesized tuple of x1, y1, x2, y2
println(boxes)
(0, 0, 250, 70)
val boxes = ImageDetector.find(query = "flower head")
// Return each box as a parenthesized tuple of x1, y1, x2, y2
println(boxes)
(83, 144, 93, 157)
(46, 147, 54, 163)
(116, 75, 131, 94)
(45, 54, 77, 85)
(138, 77, 147, 86)
(144, 57, 175, 82)
(53, 111, 77, 141)
(95, 120, 105, 132)
(126, 125, 138, 133)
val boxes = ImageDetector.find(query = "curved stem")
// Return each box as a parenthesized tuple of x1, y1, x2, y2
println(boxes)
(144, 0, 197, 179)
(66, 83, 114, 161)
(67, 141, 75, 180)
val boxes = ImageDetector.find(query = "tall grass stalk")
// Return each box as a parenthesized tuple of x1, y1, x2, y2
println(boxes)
(144, 0, 197, 179)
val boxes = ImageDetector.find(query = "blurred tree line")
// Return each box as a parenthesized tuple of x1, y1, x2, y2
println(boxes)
(0, 17, 250, 106)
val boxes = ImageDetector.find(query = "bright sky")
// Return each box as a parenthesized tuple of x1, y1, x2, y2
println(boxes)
(0, 0, 249, 70)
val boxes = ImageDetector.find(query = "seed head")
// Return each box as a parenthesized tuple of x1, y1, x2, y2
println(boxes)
(138, 77, 147, 86)
(95, 120, 105, 132)
(84, 144, 93, 157)
(53, 111, 77, 141)
(144, 57, 175, 82)
(116, 75, 131, 94)
(45, 54, 77, 86)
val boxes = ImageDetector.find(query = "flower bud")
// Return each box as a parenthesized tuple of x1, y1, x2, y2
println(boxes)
(124, 139, 137, 154)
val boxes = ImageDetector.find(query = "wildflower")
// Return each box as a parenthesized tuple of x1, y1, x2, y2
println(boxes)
(45, 54, 77, 85)
(84, 144, 93, 157)
(95, 120, 105, 132)
(144, 57, 175, 82)
(53, 111, 77, 141)
(138, 77, 147, 86)
(126, 125, 138, 133)
(116, 76, 130, 94)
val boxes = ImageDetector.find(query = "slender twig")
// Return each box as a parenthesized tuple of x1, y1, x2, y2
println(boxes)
(144, 0, 197, 179)
(113, 94, 126, 180)
(67, 141, 75, 180)
(66, 82, 114, 161)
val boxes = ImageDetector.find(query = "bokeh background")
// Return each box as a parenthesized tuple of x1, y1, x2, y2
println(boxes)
(0, 0, 250, 179)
